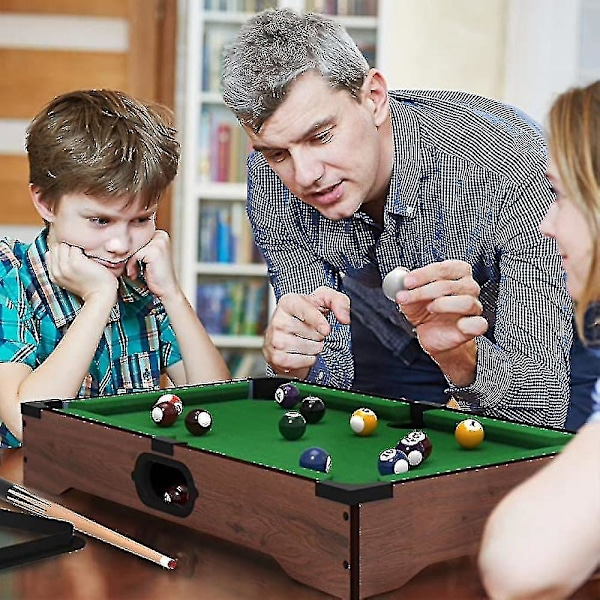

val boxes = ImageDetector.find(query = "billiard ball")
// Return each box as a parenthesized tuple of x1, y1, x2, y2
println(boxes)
(400, 429, 433, 460)
(349, 408, 378, 436)
(455, 419, 485, 449)
(377, 448, 410, 475)
(395, 431, 428, 467)
(275, 383, 301, 409)
(155, 393, 183, 415)
(382, 266, 410, 301)
(151, 401, 178, 427)
(185, 408, 213, 436)
(299, 447, 331, 473)
(278, 410, 307, 440)
(163, 484, 189, 505)
(299, 396, 326, 424)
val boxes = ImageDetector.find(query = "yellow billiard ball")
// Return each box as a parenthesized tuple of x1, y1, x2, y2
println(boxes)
(455, 418, 485, 449)
(350, 407, 378, 436)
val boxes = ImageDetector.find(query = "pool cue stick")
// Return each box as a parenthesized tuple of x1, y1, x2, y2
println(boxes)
(0, 477, 177, 569)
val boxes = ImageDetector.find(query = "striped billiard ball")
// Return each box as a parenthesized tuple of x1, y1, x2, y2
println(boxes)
(154, 393, 183, 415)
(378, 448, 410, 475)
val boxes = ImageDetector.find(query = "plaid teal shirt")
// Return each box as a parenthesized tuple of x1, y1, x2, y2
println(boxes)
(0, 230, 182, 447)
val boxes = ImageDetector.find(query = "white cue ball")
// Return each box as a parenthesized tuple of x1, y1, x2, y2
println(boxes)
(382, 267, 410, 301)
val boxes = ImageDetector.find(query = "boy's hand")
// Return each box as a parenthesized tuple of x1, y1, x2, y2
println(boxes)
(47, 242, 118, 304)
(127, 230, 179, 299)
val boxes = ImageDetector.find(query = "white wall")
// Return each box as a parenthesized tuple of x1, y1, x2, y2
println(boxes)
(378, 0, 508, 99)
(377, 0, 600, 126)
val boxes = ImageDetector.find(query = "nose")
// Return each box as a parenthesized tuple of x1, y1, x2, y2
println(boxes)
(539, 202, 557, 238)
(291, 147, 325, 188)
(105, 225, 131, 256)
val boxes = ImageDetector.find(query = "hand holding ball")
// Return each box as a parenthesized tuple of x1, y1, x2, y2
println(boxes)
(382, 267, 410, 301)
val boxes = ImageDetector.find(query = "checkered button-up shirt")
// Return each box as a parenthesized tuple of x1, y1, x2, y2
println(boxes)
(247, 89, 572, 427)
(0, 230, 182, 447)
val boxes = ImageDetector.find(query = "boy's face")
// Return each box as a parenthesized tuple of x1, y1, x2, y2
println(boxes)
(42, 192, 157, 278)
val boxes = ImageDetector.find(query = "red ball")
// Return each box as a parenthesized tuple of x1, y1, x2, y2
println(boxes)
(151, 401, 178, 427)
(154, 393, 183, 415)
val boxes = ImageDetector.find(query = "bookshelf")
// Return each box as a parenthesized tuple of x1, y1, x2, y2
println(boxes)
(174, 0, 381, 378)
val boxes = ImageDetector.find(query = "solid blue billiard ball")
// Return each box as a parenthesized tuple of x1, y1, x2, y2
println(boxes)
(377, 448, 410, 475)
(275, 383, 301, 409)
(299, 447, 331, 473)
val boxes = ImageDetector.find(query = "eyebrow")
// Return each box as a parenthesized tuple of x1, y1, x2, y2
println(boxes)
(252, 118, 334, 152)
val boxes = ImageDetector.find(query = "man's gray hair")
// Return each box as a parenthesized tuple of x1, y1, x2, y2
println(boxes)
(222, 8, 370, 132)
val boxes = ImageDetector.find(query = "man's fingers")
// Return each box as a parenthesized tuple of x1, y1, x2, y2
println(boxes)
(457, 315, 489, 336)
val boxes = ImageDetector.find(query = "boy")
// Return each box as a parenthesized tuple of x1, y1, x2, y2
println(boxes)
(0, 89, 230, 447)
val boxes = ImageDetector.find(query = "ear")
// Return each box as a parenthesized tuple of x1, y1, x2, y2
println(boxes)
(363, 68, 389, 128)
(29, 184, 56, 223)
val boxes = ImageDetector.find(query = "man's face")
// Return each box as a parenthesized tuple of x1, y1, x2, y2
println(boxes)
(245, 71, 391, 221)
(45, 193, 157, 277)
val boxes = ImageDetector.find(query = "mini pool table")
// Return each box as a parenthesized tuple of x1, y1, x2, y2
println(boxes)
(21, 378, 572, 599)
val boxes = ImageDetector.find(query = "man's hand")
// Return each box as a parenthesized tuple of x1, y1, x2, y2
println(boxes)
(263, 286, 351, 379)
(393, 260, 488, 386)
(47, 242, 118, 305)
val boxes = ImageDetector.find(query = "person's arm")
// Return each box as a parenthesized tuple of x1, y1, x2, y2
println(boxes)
(393, 259, 488, 387)
(0, 243, 118, 441)
(127, 230, 229, 385)
(413, 174, 570, 427)
(465, 175, 572, 426)
(478, 421, 600, 599)
(247, 157, 353, 389)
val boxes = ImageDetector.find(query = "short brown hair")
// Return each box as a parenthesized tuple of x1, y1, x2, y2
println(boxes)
(26, 89, 180, 208)
(548, 80, 600, 340)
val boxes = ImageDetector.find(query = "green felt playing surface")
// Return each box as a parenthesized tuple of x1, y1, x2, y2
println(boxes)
(59, 381, 573, 485)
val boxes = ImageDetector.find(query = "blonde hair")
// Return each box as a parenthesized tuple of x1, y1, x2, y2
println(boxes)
(548, 80, 600, 340)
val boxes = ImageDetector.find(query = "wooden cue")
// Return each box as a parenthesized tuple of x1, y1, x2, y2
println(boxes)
(0, 476, 177, 569)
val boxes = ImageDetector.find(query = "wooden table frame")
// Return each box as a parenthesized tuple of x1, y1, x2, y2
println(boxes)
(21, 379, 560, 599)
